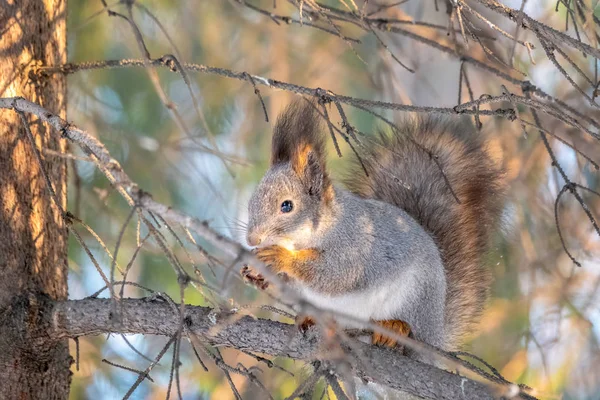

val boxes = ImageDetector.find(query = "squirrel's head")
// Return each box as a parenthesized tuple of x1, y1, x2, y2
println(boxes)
(247, 100, 333, 250)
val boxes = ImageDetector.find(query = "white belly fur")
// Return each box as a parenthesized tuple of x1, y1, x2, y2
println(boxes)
(297, 273, 413, 327)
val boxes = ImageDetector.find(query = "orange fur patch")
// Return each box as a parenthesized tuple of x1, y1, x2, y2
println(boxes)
(254, 245, 320, 282)
(372, 319, 412, 348)
(322, 183, 335, 205)
(292, 144, 312, 177)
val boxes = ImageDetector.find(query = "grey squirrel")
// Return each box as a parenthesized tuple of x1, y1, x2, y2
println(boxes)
(244, 99, 504, 352)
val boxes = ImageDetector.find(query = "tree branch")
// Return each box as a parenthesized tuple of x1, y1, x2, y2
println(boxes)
(475, 0, 600, 59)
(0, 97, 254, 265)
(38, 57, 508, 117)
(0, 96, 535, 400)
(50, 298, 508, 400)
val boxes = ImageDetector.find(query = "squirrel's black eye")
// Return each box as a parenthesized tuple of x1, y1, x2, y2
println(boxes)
(281, 200, 293, 213)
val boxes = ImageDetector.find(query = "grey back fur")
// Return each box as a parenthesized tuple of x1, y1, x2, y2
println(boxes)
(345, 116, 505, 349)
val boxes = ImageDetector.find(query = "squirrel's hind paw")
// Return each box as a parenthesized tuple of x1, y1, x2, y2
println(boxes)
(295, 315, 316, 333)
(372, 319, 412, 352)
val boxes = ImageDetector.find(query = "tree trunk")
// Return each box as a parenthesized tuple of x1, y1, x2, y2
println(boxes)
(0, 0, 71, 399)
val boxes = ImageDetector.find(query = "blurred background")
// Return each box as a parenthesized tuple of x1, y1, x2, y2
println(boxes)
(64, 1, 600, 399)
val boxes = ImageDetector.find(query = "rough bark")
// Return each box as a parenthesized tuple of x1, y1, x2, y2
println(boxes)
(0, 1, 71, 399)
(48, 298, 512, 400)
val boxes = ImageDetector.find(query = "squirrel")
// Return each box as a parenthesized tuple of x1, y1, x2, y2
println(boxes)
(244, 99, 504, 353)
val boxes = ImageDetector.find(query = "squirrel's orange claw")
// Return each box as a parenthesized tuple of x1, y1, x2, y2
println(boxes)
(240, 265, 269, 290)
(295, 315, 316, 333)
(372, 319, 412, 351)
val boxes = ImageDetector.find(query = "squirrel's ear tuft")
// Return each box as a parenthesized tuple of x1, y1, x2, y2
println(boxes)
(271, 99, 332, 200)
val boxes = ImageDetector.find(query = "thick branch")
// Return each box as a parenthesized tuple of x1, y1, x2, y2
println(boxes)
(51, 298, 502, 400)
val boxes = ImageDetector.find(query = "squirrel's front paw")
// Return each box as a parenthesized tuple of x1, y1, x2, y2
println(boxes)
(240, 265, 269, 290)
(253, 245, 321, 283)
(253, 245, 287, 273)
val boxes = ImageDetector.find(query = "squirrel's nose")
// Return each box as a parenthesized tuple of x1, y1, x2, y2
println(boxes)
(247, 232, 262, 247)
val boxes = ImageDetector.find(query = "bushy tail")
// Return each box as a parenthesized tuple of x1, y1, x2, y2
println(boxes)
(345, 116, 504, 349)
